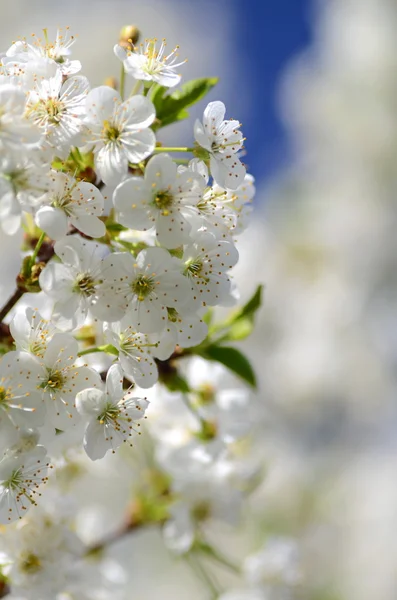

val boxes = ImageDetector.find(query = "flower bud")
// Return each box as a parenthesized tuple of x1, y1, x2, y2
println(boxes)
(119, 25, 140, 50)
(104, 76, 118, 90)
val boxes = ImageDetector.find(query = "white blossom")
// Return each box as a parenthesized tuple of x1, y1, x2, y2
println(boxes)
(76, 364, 148, 460)
(113, 153, 205, 248)
(35, 171, 105, 240)
(97, 246, 193, 332)
(194, 101, 246, 190)
(183, 231, 239, 306)
(0, 446, 50, 523)
(0, 84, 41, 153)
(39, 236, 107, 331)
(26, 69, 89, 154)
(0, 155, 49, 235)
(84, 86, 156, 185)
(114, 38, 185, 88)
(103, 319, 159, 388)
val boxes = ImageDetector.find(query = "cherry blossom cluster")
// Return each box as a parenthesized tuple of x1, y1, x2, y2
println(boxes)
(0, 26, 294, 600)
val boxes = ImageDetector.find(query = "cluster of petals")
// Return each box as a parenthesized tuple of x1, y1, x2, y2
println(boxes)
(0, 26, 256, 537)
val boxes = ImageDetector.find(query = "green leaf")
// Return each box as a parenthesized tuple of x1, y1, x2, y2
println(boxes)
(163, 373, 190, 393)
(200, 345, 256, 388)
(153, 77, 219, 129)
(226, 318, 253, 341)
(233, 284, 263, 323)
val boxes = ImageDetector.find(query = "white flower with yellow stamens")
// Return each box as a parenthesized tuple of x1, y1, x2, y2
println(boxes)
(26, 69, 89, 155)
(113, 153, 205, 248)
(194, 101, 246, 190)
(0, 446, 50, 523)
(35, 171, 105, 240)
(20, 332, 102, 430)
(0, 351, 45, 450)
(114, 38, 186, 88)
(76, 363, 148, 460)
(84, 85, 156, 185)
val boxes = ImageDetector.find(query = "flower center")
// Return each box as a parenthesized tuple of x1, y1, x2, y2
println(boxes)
(192, 501, 211, 522)
(4, 468, 24, 491)
(131, 274, 155, 301)
(0, 385, 10, 409)
(184, 258, 203, 278)
(41, 369, 65, 391)
(20, 553, 42, 574)
(74, 273, 97, 297)
(51, 191, 73, 214)
(196, 383, 215, 405)
(43, 98, 63, 125)
(98, 403, 121, 427)
(3, 169, 30, 192)
(102, 120, 121, 143)
(153, 190, 174, 214)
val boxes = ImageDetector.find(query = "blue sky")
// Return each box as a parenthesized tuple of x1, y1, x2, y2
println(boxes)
(238, 0, 312, 183)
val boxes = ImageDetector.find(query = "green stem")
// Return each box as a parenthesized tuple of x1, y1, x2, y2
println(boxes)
(30, 232, 46, 268)
(153, 147, 195, 153)
(198, 541, 241, 574)
(185, 554, 220, 599)
(143, 83, 153, 97)
(130, 80, 142, 96)
(78, 344, 119, 357)
(120, 64, 126, 100)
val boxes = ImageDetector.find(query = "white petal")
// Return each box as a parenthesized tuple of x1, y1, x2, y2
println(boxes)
(121, 96, 156, 128)
(145, 154, 177, 190)
(71, 214, 106, 238)
(35, 206, 68, 239)
(106, 363, 124, 400)
(76, 387, 106, 417)
(122, 128, 156, 164)
(194, 119, 211, 151)
(83, 419, 111, 460)
(86, 86, 120, 123)
(203, 101, 225, 131)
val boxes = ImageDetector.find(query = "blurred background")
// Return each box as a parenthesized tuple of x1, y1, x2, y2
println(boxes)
(2, 0, 397, 598)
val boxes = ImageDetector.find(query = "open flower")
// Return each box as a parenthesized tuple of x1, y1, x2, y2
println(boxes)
(0, 446, 50, 523)
(114, 38, 185, 88)
(0, 85, 41, 153)
(35, 171, 105, 240)
(183, 231, 239, 306)
(26, 69, 89, 155)
(39, 236, 107, 331)
(76, 364, 148, 460)
(194, 101, 246, 190)
(4, 28, 81, 80)
(98, 246, 193, 332)
(113, 153, 205, 248)
(104, 319, 159, 388)
(21, 333, 102, 430)
(84, 86, 156, 185)
(0, 351, 45, 446)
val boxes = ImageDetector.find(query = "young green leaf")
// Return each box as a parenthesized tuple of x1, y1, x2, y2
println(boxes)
(153, 77, 219, 129)
(200, 345, 257, 388)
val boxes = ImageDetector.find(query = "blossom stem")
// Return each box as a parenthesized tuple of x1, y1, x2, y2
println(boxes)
(120, 64, 126, 100)
(29, 232, 46, 268)
(130, 80, 142, 96)
(185, 554, 221, 599)
(0, 288, 24, 323)
(78, 344, 119, 357)
(153, 147, 195, 153)
(197, 541, 241, 574)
